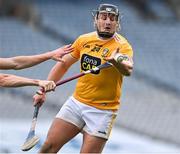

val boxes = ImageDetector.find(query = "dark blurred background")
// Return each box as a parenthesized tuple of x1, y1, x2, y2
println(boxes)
(0, 0, 180, 153)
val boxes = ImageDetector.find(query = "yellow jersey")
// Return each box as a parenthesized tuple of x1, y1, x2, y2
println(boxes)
(71, 32, 133, 110)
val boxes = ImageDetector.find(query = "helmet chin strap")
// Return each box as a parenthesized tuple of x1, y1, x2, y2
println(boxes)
(97, 29, 114, 39)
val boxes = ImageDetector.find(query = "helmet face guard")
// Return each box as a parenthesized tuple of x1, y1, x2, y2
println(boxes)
(92, 4, 120, 38)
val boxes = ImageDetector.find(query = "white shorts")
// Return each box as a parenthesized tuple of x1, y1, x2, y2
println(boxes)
(56, 96, 117, 139)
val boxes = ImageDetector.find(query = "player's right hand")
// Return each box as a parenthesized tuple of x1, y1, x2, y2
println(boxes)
(33, 93, 46, 107)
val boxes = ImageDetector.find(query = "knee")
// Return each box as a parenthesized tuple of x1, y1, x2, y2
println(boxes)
(39, 140, 59, 153)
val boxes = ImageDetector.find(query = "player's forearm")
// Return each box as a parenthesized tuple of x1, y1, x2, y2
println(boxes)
(0, 74, 39, 87)
(112, 54, 133, 76)
(47, 54, 77, 82)
(112, 61, 133, 76)
(47, 62, 68, 83)
(10, 52, 53, 70)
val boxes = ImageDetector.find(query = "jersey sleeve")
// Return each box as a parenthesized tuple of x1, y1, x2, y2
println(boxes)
(115, 34, 133, 58)
(120, 42, 133, 58)
(71, 36, 82, 59)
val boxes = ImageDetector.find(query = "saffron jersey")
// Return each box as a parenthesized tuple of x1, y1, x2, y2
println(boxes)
(71, 31, 133, 110)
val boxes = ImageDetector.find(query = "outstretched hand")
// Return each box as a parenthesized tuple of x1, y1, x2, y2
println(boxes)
(103, 48, 120, 63)
(51, 44, 74, 62)
(104, 48, 133, 66)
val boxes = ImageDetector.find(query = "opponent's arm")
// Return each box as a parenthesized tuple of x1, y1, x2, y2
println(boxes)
(104, 48, 133, 76)
(0, 54, 51, 70)
(0, 44, 73, 70)
(0, 74, 56, 92)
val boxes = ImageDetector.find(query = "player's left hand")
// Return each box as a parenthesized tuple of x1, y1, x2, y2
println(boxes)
(51, 44, 74, 62)
(104, 48, 133, 67)
(103, 48, 120, 63)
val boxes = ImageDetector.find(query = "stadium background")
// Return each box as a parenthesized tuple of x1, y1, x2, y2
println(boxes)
(0, 0, 180, 153)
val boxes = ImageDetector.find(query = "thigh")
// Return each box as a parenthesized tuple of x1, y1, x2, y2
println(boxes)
(45, 118, 81, 151)
(82, 106, 117, 139)
(80, 132, 107, 153)
(56, 97, 85, 129)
